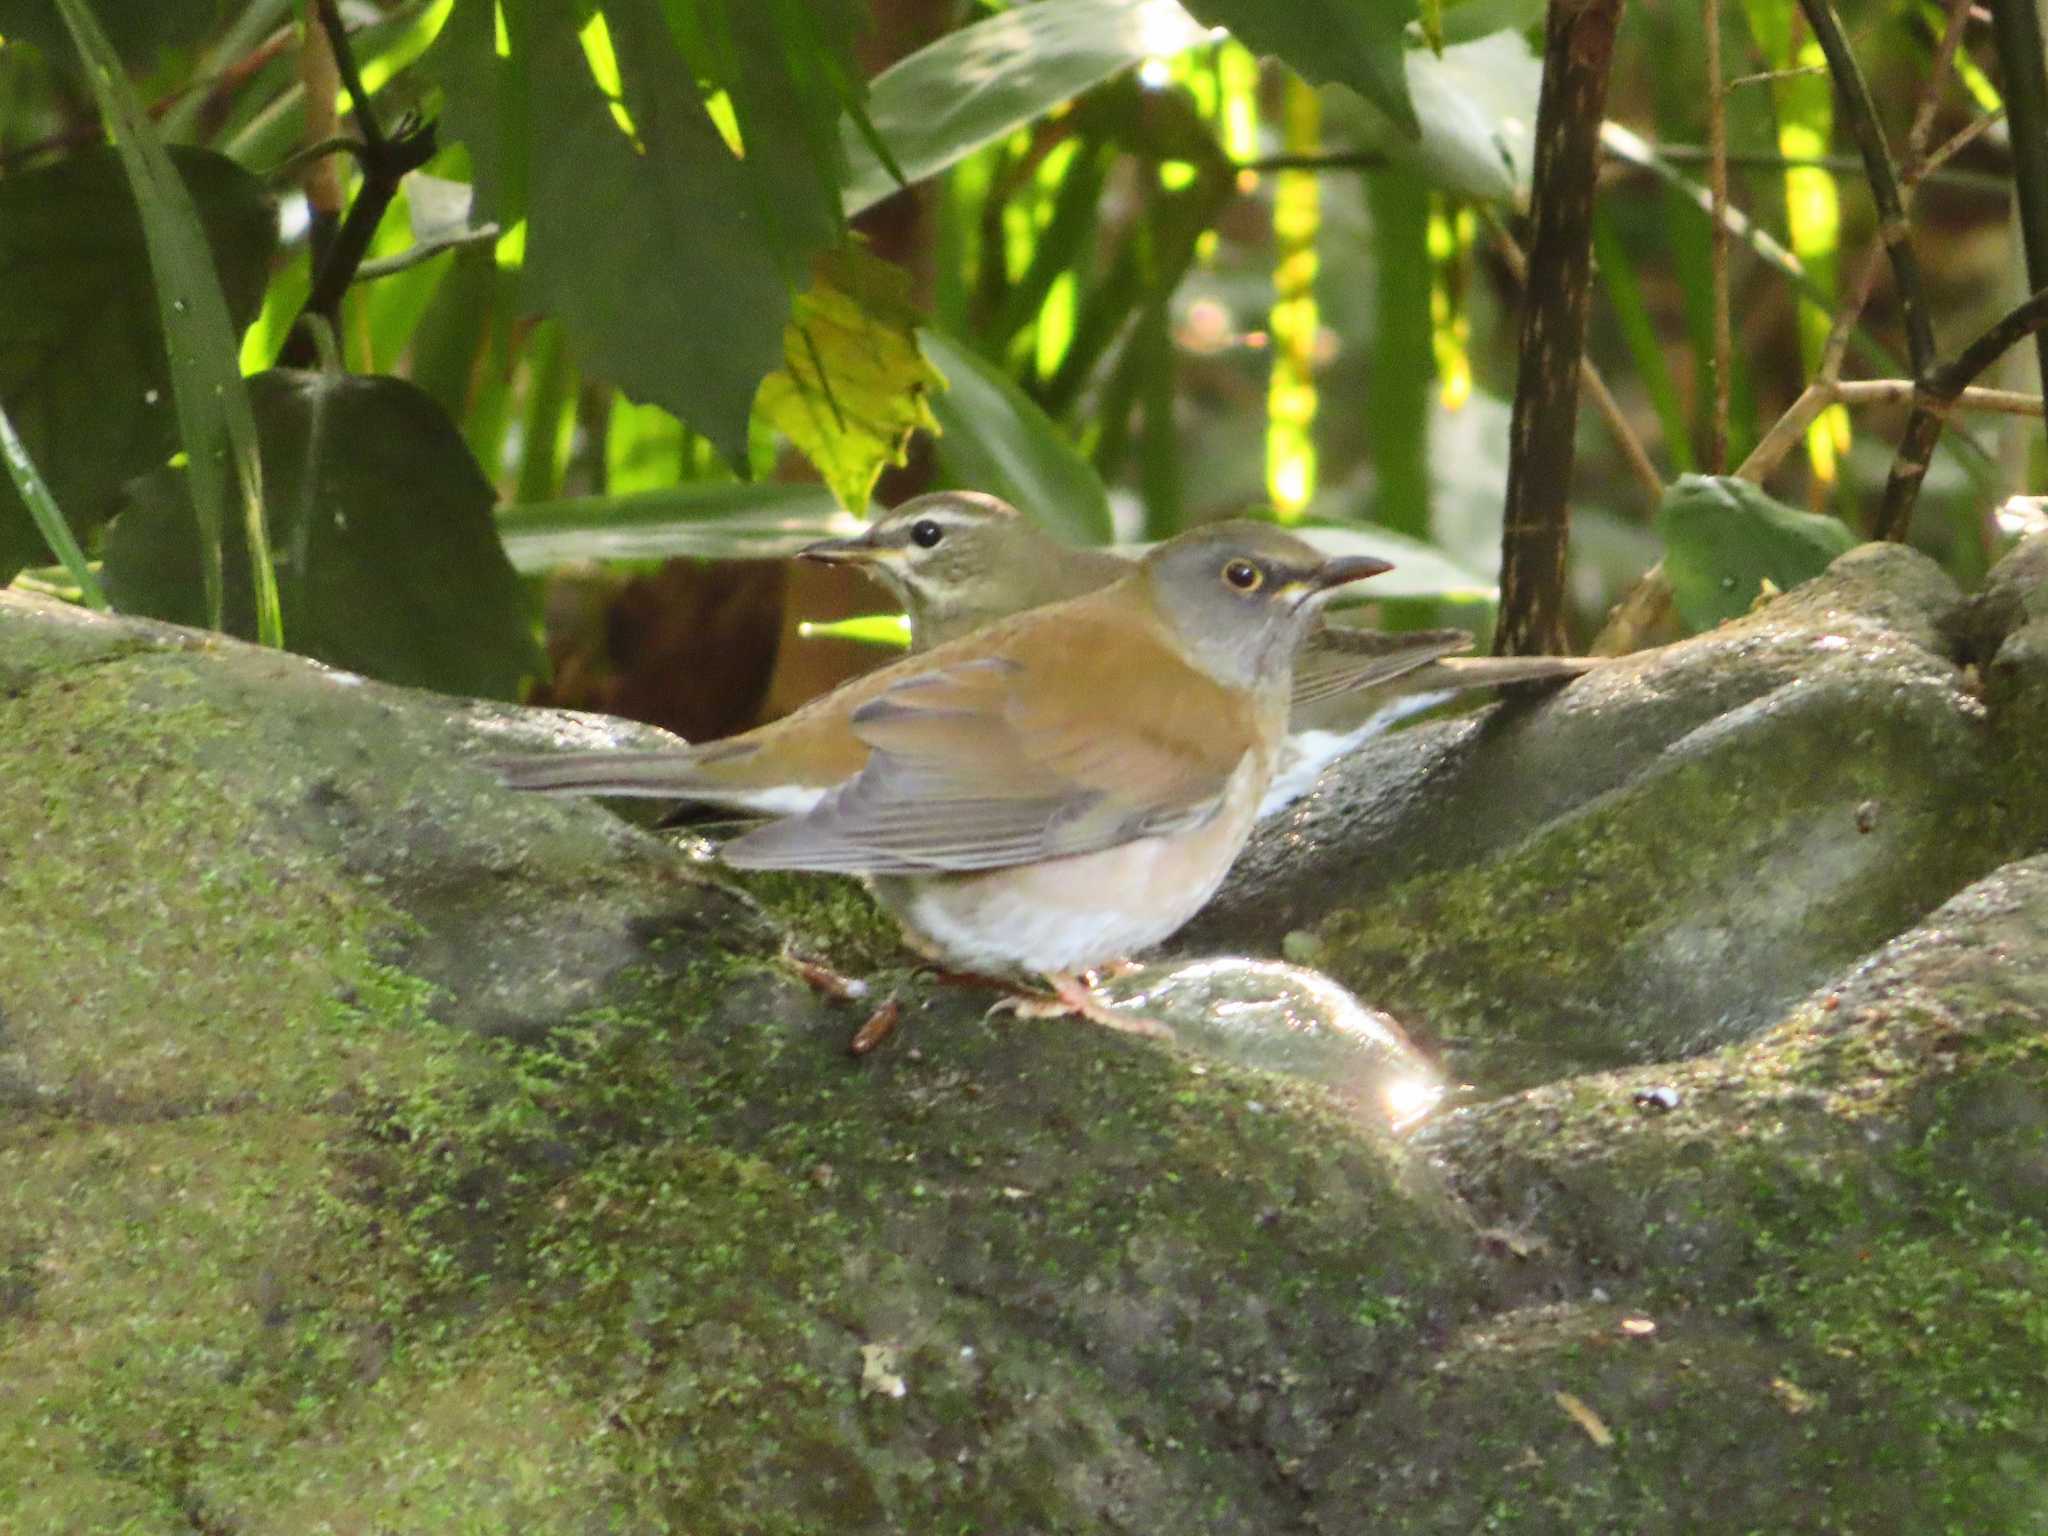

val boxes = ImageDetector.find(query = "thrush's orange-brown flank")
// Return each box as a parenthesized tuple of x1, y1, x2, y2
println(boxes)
(493, 523, 1391, 1030)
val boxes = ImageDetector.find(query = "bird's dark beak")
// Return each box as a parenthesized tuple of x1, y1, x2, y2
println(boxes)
(798, 533, 883, 565)
(1306, 554, 1394, 592)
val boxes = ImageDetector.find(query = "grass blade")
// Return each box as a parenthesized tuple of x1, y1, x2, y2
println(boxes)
(0, 397, 110, 611)
(53, 0, 283, 646)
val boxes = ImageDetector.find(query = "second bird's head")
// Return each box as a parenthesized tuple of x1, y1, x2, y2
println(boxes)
(798, 491, 1042, 634)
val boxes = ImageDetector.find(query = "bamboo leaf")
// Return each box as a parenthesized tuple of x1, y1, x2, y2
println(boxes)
(0, 397, 109, 611)
(842, 0, 1213, 216)
(51, 0, 281, 645)
(496, 481, 866, 571)
(921, 328, 1116, 546)
(1181, 0, 1418, 138)
(0, 147, 274, 586)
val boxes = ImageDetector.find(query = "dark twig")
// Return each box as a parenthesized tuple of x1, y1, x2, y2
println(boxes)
(278, 0, 436, 368)
(1794, 0, 1938, 380)
(1646, 142, 2007, 196)
(1495, 0, 1627, 656)
(1989, 0, 2048, 409)
(1705, 0, 1732, 471)
(1875, 286, 2048, 538)
(1236, 150, 1387, 174)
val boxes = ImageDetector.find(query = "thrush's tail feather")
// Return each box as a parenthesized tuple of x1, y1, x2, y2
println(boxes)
(1289, 629, 1471, 708)
(1408, 654, 1601, 691)
(487, 749, 826, 816)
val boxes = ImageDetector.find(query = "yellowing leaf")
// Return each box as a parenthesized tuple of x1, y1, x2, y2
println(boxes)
(1554, 1390, 1614, 1448)
(755, 246, 941, 512)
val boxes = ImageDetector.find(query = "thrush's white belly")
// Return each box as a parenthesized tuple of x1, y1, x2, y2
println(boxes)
(872, 754, 1265, 976)
(711, 784, 828, 817)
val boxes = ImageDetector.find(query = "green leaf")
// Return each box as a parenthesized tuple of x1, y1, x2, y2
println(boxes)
(33, 1, 280, 644)
(0, 0, 223, 66)
(1180, 0, 1419, 138)
(0, 146, 274, 585)
(1417, 0, 1545, 47)
(920, 328, 1115, 546)
(496, 481, 866, 571)
(429, 0, 829, 472)
(1323, 32, 1539, 202)
(1656, 474, 1860, 632)
(104, 371, 544, 701)
(842, 0, 1213, 216)
(755, 247, 944, 512)
(798, 612, 913, 649)
(1265, 521, 1495, 603)
(0, 395, 108, 610)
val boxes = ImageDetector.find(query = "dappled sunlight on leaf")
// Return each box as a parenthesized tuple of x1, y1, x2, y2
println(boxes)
(754, 248, 942, 513)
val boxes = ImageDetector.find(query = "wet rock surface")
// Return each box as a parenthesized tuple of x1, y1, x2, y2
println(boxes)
(2, 538, 2045, 1534)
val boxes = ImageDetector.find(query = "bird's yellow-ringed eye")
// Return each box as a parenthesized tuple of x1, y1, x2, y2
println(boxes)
(1222, 558, 1262, 591)
(909, 519, 944, 549)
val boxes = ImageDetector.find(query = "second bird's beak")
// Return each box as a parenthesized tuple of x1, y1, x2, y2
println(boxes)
(1284, 554, 1395, 604)
(798, 533, 888, 566)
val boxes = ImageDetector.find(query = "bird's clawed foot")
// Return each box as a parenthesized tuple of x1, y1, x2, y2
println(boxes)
(986, 970, 1174, 1040)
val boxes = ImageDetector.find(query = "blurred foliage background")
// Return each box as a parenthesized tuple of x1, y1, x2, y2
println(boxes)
(0, 0, 2037, 737)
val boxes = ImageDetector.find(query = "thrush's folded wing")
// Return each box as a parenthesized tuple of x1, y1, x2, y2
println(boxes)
(1288, 626, 1472, 707)
(720, 643, 1258, 875)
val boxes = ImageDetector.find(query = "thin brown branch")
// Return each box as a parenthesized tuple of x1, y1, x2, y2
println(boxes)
(1725, 64, 1828, 89)
(1904, 0, 1977, 166)
(1496, 0, 1627, 656)
(278, 0, 437, 367)
(1705, 0, 1733, 472)
(1875, 286, 2048, 538)
(1739, 378, 2043, 484)
(1795, 0, 1939, 378)
(1743, 0, 1976, 496)
(1911, 106, 2006, 185)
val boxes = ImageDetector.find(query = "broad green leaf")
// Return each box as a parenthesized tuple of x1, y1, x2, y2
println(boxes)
(429, 0, 831, 471)
(1274, 521, 1495, 604)
(1322, 32, 1539, 203)
(53, 0, 280, 644)
(497, 482, 868, 571)
(688, 0, 864, 260)
(921, 329, 1116, 547)
(0, 0, 222, 65)
(1180, 0, 1418, 139)
(0, 147, 274, 584)
(1418, 0, 1545, 47)
(105, 371, 544, 701)
(842, 0, 1213, 216)
(0, 396, 108, 610)
(755, 248, 944, 512)
(1656, 474, 1860, 632)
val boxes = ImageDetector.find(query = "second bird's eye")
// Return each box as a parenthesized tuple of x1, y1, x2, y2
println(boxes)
(910, 519, 944, 549)
(1223, 559, 1262, 591)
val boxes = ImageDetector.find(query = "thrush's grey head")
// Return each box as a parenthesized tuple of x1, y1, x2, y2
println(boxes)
(1137, 521, 1393, 691)
(799, 491, 1120, 645)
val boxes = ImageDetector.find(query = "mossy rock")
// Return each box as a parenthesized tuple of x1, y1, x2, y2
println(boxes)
(1388, 856, 2048, 1533)
(0, 590, 1478, 1533)
(1191, 542, 2048, 1092)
